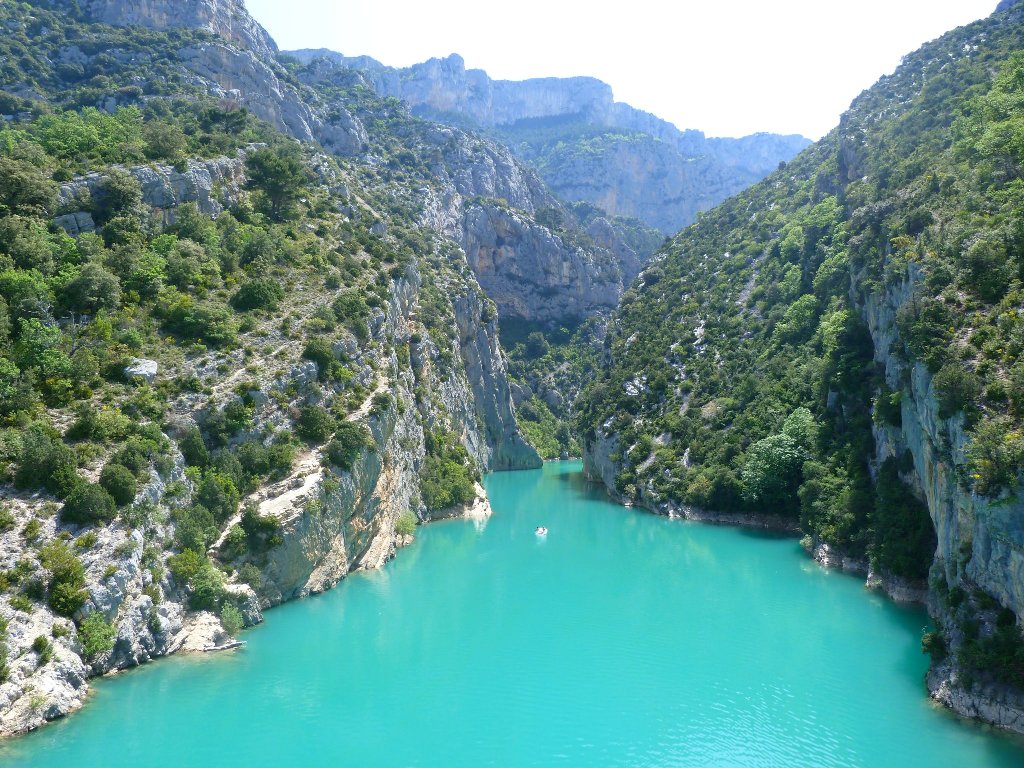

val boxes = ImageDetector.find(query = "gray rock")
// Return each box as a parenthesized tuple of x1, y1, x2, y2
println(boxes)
(125, 358, 159, 384)
(459, 202, 620, 322)
(58, 156, 246, 225)
(179, 43, 366, 156)
(78, 0, 279, 60)
(287, 50, 809, 232)
(53, 211, 96, 237)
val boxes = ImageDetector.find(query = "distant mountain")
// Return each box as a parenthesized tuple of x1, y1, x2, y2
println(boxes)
(286, 50, 810, 233)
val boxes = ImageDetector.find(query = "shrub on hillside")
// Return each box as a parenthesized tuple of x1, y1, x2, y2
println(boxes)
(230, 278, 284, 311)
(99, 463, 138, 506)
(40, 540, 87, 617)
(78, 612, 116, 660)
(325, 422, 371, 470)
(60, 482, 116, 525)
(395, 512, 417, 536)
(14, 423, 79, 498)
(933, 363, 980, 420)
(178, 426, 210, 468)
(296, 405, 336, 443)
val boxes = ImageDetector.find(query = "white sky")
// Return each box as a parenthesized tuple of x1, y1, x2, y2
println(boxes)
(245, 0, 998, 139)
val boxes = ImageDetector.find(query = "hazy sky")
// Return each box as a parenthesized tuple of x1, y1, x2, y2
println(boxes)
(245, 0, 998, 139)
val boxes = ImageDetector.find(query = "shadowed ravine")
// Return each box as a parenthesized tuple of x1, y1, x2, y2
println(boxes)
(3, 462, 1023, 767)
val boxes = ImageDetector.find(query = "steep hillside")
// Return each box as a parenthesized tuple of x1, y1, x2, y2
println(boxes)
(578, 2, 1024, 730)
(287, 50, 810, 233)
(0, 0, 573, 737)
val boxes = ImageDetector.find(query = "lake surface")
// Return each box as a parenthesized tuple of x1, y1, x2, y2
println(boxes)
(4, 461, 1024, 767)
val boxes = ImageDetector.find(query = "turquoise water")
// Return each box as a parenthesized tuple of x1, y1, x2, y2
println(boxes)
(4, 462, 1024, 767)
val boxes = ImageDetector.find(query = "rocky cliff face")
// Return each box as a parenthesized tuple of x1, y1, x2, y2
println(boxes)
(0, 1, 543, 732)
(457, 202, 621, 321)
(864, 270, 1024, 619)
(179, 43, 367, 155)
(288, 50, 810, 233)
(54, 153, 248, 236)
(78, 0, 279, 59)
(290, 51, 615, 128)
(293, 64, 653, 323)
(35, 0, 367, 156)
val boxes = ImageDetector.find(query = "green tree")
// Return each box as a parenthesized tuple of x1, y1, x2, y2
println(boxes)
(142, 120, 187, 163)
(93, 169, 142, 226)
(40, 540, 87, 617)
(296, 405, 336, 444)
(245, 144, 310, 221)
(60, 482, 117, 525)
(741, 433, 809, 514)
(61, 263, 122, 314)
(231, 278, 284, 311)
(0, 157, 57, 217)
(78, 612, 117, 660)
(933, 363, 980, 420)
(220, 604, 244, 637)
(99, 463, 138, 506)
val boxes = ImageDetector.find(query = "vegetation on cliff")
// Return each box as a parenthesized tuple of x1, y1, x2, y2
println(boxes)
(578, 3, 1024, 667)
(0, 0, 546, 733)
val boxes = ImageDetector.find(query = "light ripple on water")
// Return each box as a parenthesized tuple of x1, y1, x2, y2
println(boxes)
(3, 462, 1024, 767)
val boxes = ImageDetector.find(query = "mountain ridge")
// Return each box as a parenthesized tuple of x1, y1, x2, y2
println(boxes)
(286, 48, 810, 233)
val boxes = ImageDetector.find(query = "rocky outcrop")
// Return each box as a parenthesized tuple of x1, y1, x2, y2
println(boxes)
(460, 202, 621, 321)
(179, 44, 367, 155)
(291, 58, 660, 325)
(928, 657, 1024, 731)
(533, 135, 730, 235)
(41, 0, 368, 156)
(406, 124, 638, 322)
(1, 132, 540, 737)
(56, 154, 247, 229)
(290, 51, 614, 128)
(450, 289, 541, 470)
(77, 0, 279, 60)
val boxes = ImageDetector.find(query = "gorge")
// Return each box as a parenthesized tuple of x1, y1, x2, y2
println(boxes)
(1, 0, 1024, 762)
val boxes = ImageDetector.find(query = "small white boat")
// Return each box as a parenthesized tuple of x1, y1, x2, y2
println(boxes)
(535, 526, 548, 536)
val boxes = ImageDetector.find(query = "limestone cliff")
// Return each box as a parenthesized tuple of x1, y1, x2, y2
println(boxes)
(34, 0, 367, 155)
(296, 62, 655, 323)
(78, 0, 279, 59)
(0, 144, 538, 736)
(55, 153, 248, 236)
(287, 49, 810, 233)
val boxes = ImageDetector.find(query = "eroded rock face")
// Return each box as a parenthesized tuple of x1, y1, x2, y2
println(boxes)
(2, 152, 540, 739)
(288, 50, 810, 233)
(450, 290, 541, 470)
(51, 0, 368, 157)
(56, 154, 247, 230)
(179, 44, 367, 155)
(79, 0, 279, 59)
(460, 203, 620, 322)
(864, 268, 1024, 620)
(928, 657, 1024, 732)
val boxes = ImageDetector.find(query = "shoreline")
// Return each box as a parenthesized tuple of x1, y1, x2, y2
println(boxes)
(578, 467, 1024, 737)
(0, 483, 499, 743)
